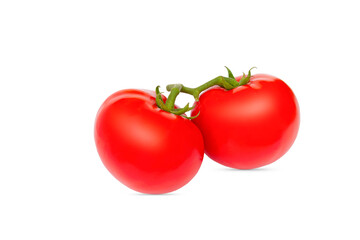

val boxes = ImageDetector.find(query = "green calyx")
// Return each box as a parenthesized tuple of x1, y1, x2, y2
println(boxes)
(156, 67, 256, 118)
(155, 86, 196, 119)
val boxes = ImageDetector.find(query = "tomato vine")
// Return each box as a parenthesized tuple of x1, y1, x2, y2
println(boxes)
(155, 67, 256, 118)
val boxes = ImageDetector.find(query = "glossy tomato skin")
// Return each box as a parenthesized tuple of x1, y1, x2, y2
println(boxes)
(95, 89, 204, 194)
(191, 74, 300, 169)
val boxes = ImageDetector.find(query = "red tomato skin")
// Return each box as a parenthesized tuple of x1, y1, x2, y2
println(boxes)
(95, 89, 204, 194)
(191, 74, 300, 169)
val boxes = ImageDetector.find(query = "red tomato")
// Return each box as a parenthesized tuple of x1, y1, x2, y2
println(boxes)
(95, 89, 204, 194)
(191, 74, 300, 169)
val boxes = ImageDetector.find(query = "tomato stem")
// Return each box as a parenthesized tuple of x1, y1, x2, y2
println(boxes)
(165, 85, 181, 109)
(167, 67, 255, 100)
(155, 85, 194, 118)
(156, 67, 256, 118)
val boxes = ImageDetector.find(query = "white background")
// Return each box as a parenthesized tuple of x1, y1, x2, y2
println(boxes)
(1, 0, 359, 239)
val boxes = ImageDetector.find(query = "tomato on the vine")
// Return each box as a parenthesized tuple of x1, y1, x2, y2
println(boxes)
(94, 89, 204, 194)
(190, 74, 300, 169)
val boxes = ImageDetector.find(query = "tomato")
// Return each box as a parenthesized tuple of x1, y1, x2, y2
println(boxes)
(191, 74, 300, 169)
(94, 89, 204, 194)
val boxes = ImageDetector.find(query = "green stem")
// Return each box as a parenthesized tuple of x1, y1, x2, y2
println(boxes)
(166, 67, 255, 100)
(155, 85, 193, 117)
(164, 86, 180, 110)
(167, 76, 235, 100)
(156, 67, 255, 118)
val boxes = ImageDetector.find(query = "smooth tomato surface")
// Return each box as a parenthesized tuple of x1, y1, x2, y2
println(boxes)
(95, 89, 204, 194)
(191, 74, 300, 169)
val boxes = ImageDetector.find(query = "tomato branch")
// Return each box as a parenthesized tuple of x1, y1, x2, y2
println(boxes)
(156, 67, 256, 119)
(166, 67, 256, 100)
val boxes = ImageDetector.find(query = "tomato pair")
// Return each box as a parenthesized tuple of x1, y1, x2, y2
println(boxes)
(94, 69, 300, 194)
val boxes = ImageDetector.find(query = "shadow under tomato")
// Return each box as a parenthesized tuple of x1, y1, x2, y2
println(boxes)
(131, 192, 178, 196)
(218, 166, 275, 172)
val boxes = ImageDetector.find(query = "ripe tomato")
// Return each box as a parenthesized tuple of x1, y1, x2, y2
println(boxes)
(95, 89, 204, 194)
(191, 74, 300, 169)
